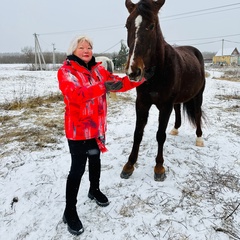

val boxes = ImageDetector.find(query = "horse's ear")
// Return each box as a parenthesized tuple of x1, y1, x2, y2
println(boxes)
(125, 0, 136, 13)
(153, 0, 165, 11)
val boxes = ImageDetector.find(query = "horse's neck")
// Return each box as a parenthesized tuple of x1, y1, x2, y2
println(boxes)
(154, 27, 166, 67)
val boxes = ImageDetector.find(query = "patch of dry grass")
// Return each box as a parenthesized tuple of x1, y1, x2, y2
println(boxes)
(180, 165, 240, 239)
(0, 91, 136, 158)
(0, 92, 63, 110)
(0, 93, 65, 157)
(213, 69, 240, 82)
(214, 91, 240, 136)
(215, 94, 240, 101)
(205, 71, 211, 78)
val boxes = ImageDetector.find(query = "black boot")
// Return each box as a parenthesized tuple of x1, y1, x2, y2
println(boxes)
(88, 188, 109, 207)
(88, 158, 109, 207)
(63, 207, 84, 235)
(63, 177, 84, 235)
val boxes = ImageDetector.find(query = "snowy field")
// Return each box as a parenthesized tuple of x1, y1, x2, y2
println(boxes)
(0, 64, 239, 240)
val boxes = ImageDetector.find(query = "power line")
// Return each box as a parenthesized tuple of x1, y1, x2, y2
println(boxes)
(225, 39, 240, 44)
(102, 41, 122, 53)
(36, 3, 240, 53)
(169, 33, 240, 42)
(161, 3, 240, 20)
(169, 39, 240, 51)
(38, 25, 124, 36)
(168, 35, 240, 50)
(184, 40, 221, 47)
(162, 7, 240, 21)
(37, 3, 240, 36)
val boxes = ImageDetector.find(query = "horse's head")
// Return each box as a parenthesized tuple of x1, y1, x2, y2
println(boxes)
(125, 0, 165, 81)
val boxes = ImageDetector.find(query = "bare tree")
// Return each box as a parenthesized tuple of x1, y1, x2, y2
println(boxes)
(21, 46, 34, 63)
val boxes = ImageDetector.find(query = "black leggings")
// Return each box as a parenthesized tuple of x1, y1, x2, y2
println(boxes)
(67, 139, 100, 181)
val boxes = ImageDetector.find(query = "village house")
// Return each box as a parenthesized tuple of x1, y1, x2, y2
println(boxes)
(212, 47, 240, 66)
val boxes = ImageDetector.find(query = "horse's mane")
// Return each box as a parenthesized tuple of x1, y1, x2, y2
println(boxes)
(136, 0, 156, 21)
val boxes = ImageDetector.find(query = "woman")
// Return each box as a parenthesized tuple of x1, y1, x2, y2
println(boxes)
(57, 35, 145, 236)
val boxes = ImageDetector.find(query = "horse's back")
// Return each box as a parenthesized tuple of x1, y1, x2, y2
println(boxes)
(165, 45, 205, 103)
(175, 45, 204, 69)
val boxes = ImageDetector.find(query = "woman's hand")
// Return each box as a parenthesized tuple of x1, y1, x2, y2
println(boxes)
(104, 81, 123, 91)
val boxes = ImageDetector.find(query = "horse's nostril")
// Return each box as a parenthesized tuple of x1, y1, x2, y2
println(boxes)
(128, 72, 136, 80)
(136, 68, 141, 76)
(127, 67, 143, 81)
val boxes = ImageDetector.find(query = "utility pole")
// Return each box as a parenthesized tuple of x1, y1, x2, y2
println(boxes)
(221, 39, 224, 57)
(52, 43, 56, 70)
(34, 33, 46, 70)
(221, 39, 225, 65)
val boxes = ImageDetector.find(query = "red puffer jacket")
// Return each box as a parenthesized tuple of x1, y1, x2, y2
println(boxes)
(57, 59, 145, 143)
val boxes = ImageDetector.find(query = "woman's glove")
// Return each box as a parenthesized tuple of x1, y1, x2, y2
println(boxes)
(104, 81, 123, 91)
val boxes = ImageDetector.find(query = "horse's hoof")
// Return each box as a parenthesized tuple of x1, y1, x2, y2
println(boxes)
(196, 137, 204, 147)
(154, 172, 166, 182)
(169, 128, 178, 135)
(120, 171, 133, 179)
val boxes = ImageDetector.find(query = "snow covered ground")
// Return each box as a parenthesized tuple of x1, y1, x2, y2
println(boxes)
(0, 64, 239, 240)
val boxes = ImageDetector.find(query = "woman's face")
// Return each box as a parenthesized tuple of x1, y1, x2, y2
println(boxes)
(73, 40, 93, 64)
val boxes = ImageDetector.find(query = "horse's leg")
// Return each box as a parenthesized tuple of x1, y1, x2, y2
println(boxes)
(120, 100, 151, 179)
(154, 104, 173, 181)
(194, 92, 204, 147)
(169, 104, 181, 135)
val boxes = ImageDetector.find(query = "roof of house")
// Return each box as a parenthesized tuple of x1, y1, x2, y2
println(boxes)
(215, 47, 239, 56)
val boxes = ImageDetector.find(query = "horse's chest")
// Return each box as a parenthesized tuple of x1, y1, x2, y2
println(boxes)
(139, 82, 172, 104)
(148, 82, 171, 101)
(149, 92, 159, 103)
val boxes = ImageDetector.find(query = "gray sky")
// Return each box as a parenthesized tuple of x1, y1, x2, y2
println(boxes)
(1, 0, 240, 54)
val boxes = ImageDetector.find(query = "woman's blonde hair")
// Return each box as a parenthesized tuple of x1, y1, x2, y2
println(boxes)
(67, 35, 93, 55)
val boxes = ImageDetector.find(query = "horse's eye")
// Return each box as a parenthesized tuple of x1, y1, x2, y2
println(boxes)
(146, 23, 155, 31)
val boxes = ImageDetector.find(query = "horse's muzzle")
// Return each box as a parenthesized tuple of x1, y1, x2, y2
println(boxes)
(126, 67, 143, 81)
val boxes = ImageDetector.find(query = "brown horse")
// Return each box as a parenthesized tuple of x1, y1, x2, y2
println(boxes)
(120, 0, 206, 181)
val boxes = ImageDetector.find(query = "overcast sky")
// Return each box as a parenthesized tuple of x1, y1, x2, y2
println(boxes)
(1, 0, 240, 54)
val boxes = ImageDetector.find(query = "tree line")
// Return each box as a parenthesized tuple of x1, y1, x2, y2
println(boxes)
(0, 41, 129, 71)
(0, 42, 215, 71)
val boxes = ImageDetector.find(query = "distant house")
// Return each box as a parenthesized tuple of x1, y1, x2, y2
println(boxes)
(212, 47, 239, 66)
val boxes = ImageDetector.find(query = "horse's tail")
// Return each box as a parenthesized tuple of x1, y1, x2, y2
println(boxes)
(183, 99, 206, 128)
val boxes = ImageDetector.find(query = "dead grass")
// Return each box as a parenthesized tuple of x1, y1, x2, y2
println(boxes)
(215, 94, 240, 101)
(180, 165, 240, 239)
(0, 93, 65, 157)
(205, 71, 211, 78)
(213, 69, 240, 82)
(216, 77, 240, 82)
(214, 91, 240, 136)
(0, 91, 135, 158)
(0, 92, 63, 110)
